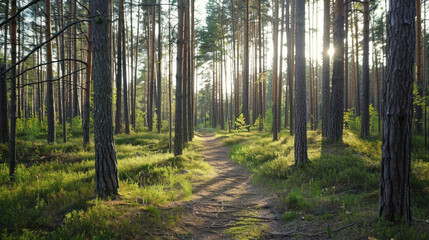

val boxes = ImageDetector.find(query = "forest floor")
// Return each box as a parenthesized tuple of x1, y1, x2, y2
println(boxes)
(168, 131, 284, 239)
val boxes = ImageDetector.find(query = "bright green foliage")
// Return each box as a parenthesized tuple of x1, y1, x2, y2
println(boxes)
(234, 114, 250, 132)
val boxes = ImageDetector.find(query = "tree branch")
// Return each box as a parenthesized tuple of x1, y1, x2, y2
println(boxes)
(17, 68, 86, 90)
(8, 58, 87, 80)
(0, 19, 89, 77)
(0, 0, 44, 28)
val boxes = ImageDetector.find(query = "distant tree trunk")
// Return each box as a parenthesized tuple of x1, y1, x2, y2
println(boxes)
(157, 4, 162, 134)
(327, 0, 344, 143)
(235, 0, 240, 126)
(174, 0, 185, 156)
(243, 0, 250, 131)
(278, 0, 285, 132)
(344, 3, 349, 112)
(9, 0, 17, 180)
(294, 0, 309, 165)
(122, 4, 130, 134)
(360, 0, 370, 138)
(0, 64, 8, 143)
(379, 0, 415, 224)
(272, 0, 279, 140)
(168, 0, 172, 152)
(0, 0, 9, 143)
(45, 0, 56, 143)
(322, 0, 330, 137)
(354, 8, 360, 116)
(91, 0, 119, 197)
(289, 0, 295, 135)
(57, 0, 66, 143)
(72, 0, 79, 118)
(115, 0, 123, 134)
(259, 0, 264, 131)
(83, 13, 92, 147)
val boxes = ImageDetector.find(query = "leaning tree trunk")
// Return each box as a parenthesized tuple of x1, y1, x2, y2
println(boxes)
(379, 0, 415, 224)
(327, 0, 345, 143)
(91, 0, 119, 197)
(360, 0, 370, 138)
(46, 0, 56, 143)
(294, 0, 309, 165)
(322, 0, 330, 137)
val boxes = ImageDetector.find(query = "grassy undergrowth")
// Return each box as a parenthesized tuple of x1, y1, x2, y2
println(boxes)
(1, 127, 212, 239)
(220, 130, 429, 240)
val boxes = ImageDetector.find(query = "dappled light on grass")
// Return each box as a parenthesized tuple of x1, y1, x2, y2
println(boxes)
(0, 130, 213, 239)
(220, 129, 429, 239)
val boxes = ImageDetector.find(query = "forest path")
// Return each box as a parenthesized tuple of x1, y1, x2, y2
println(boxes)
(171, 131, 285, 239)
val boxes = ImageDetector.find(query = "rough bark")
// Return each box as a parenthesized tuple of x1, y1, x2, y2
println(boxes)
(294, 0, 309, 165)
(379, 0, 415, 224)
(91, 0, 119, 197)
(327, 0, 344, 143)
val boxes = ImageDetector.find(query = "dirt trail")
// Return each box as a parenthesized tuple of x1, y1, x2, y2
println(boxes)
(174, 132, 285, 239)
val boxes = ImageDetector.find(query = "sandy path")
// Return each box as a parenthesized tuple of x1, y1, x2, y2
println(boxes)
(174, 132, 284, 239)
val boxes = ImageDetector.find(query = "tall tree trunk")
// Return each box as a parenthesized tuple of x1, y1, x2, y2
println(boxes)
(278, 0, 285, 132)
(243, 0, 250, 131)
(290, 0, 295, 135)
(157, 4, 162, 134)
(83, 11, 92, 147)
(115, 0, 123, 134)
(91, 0, 119, 197)
(259, 0, 264, 131)
(272, 0, 279, 140)
(415, 0, 423, 133)
(327, 0, 345, 143)
(322, 0, 330, 137)
(294, 0, 309, 165)
(168, 0, 172, 152)
(46, 0, 56, 143)
(72, 0, 79, 118)
(123, 4, 129, 134)
(354, 8, 360, 116)
(360, 0, 370, 138)
(174, 0, 185, 156)
(379, 0, 415, 224)
(9, 0, 17, 180)
(0, 0, 9, 143)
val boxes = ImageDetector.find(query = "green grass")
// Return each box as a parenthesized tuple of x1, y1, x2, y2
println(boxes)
(0, 127, 213, 239)
(221, 129, 429, 240)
